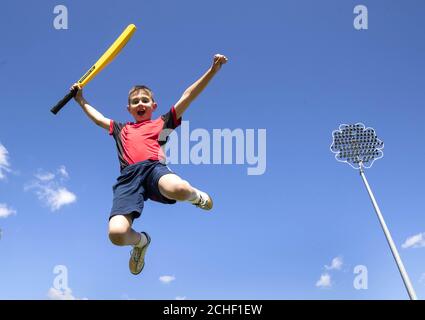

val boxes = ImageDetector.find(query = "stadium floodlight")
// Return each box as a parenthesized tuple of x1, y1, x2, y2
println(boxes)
(330, 123, 417, 300)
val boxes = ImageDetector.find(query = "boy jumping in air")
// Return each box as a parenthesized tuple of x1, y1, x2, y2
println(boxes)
(72, 54, 228, 275)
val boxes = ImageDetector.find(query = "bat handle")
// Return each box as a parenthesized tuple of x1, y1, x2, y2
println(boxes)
(50, 86, 79, 115)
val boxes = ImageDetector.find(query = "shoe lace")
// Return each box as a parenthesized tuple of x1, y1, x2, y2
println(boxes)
(193, 194, 207, 208)
(131, 247, 141, 262)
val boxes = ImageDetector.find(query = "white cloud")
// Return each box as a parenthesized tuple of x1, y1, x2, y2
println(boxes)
(25, 166, 77, 212)
(159, 275, 176, 284)
(316, 273, 332, 288)
(47, 287, 87, 300)
(316, 256, 343, 288)
(0, 203, 16, 218)
(47, 287, 76, 300)
(175, 296, 187, 300)
(325, 256, 343, 270)
(35, 165, 69, 182)
(402, 233, 425, 249)
(45, 187, 76, 211)
(0, 143, 11, 180)
(58, 165, 69, 179)
(35, 172, 55, 182)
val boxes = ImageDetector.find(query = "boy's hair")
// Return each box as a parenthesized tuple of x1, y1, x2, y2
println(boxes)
(128, 85, 155, 104)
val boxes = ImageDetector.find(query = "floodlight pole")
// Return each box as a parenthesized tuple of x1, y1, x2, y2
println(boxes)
(359, 162, 417, 300)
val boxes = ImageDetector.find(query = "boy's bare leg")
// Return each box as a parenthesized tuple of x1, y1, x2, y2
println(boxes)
(158, 174, 213, 210)
(108, 214, 147, 247)
(158, 174, 197, 201)
(109, 214, 151, 275)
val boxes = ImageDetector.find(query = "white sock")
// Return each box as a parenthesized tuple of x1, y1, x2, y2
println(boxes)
(189, 189, 201, 204)
(134, 233, 146, 248)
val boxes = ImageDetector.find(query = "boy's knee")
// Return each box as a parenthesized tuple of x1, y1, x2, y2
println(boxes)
(171, 180, 192, 200)
(108, 226, 130, 246)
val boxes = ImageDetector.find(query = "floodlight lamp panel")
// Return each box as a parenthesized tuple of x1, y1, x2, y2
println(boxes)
(330, 123, 384, 169)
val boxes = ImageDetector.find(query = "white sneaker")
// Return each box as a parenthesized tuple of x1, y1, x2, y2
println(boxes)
(129, 232, 151, 275)
(192, 191, 213, 211)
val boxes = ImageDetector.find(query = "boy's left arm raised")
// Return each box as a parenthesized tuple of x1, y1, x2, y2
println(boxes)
(174, 54, 228, 119)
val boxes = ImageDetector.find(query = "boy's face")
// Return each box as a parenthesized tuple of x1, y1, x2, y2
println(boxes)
(127, 90, 157, 122)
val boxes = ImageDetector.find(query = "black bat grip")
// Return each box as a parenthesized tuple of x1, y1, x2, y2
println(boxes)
(50, 86, 79, 115)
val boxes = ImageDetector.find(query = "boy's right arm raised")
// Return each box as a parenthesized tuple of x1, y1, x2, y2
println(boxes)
(72, 84, 111, 131)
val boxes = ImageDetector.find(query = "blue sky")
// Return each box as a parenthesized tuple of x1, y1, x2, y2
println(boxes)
(1, 0, 425, 300)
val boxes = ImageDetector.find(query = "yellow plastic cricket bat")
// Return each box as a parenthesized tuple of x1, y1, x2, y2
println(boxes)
(51, 24, 136, 115)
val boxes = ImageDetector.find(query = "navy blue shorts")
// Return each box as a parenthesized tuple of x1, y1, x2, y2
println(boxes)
(110, 160, 176, 221)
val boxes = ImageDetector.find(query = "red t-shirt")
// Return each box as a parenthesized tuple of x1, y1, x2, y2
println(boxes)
(109, 106, 181, 171)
